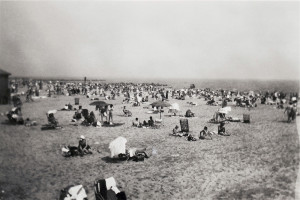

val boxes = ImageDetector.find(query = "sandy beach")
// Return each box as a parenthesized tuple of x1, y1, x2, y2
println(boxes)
(0, 90, 298, 200)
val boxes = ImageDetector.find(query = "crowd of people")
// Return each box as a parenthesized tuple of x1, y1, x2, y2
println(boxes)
(3, 78, 299, 199)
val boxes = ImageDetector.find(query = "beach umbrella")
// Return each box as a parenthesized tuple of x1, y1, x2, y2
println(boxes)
(150, 100, 171, 108)
(150, 100, 171, 119)
(109, 137, 127, 158)
(89, 101, 107, 106)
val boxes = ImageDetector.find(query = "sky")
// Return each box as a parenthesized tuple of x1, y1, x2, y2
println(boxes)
(0, 1, 299, 80)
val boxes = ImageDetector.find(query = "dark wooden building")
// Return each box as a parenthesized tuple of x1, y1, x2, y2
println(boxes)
(0, 69, 11, 104)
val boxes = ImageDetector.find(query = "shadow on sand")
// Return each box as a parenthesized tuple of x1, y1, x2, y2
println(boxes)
(101, 156, 126, 163)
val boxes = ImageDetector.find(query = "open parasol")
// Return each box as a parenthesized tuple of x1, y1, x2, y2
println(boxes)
(150, 100, 171, 119)
(89, 101, 107, 106)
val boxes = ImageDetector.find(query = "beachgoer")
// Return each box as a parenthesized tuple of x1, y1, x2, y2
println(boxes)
(78, 135, 92, 156)
(47, 113, 58, 127)
(172, 125, 183, 137)
(132, 118, 140, 127)
(185, 109, 195, 117)
(100, 105, 108, 123)
(148, 116, 154, 127)
(199, 126, 212, 140)
(218, 122, 230, 136)
(108, 104, 114, 124)
(187, 133, 197, 141)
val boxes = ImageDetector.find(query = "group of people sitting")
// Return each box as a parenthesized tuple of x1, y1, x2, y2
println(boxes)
(171, 122, 230, 140)
(171, 125, 198, 141)
(123, 106, 132, 117)
(132, 116, 154, 128)
(62, 135, 93, 157)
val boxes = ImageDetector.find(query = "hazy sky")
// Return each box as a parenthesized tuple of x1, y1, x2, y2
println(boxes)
(0, 1, 299, 80)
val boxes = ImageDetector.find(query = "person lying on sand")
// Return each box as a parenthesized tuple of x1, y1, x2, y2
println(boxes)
(187, 133, 197, 141)
(218, 122, 230, 136)
(199, 126, 212, 140)
(78, 135, 92, 156)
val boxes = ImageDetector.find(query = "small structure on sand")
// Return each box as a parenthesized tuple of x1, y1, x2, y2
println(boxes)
(0, 69, 11, 104)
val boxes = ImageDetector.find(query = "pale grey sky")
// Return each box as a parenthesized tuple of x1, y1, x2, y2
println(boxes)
(0, 1, 299, 80)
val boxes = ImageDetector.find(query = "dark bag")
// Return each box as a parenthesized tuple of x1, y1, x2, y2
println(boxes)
(133, 153, 145, 162)
(118, 153, 129, 161)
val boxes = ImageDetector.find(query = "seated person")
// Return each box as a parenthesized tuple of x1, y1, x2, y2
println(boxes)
(199, 126, 212, 140)
(86, 111, 97, 125)
(208, 98, 215, 104)
(148, 116, 154, 127)
(67, 103, 73, 110)
(172, 125, 183, 137)
(143, 120, 148, 127)
(73, 105, 82, 120)
(133, 101, 140, 106)
(47, 113, 58, 127)
(218, 122, 230, 136)
(132, 118, 141, 127)
(185, 109, 195, 117)
(123, 106, 132, 116)
(78, 135, 92, 156)
(63, 104, 69, 110)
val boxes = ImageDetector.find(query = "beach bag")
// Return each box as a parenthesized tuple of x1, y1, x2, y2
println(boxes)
(118, 153, 129, 161)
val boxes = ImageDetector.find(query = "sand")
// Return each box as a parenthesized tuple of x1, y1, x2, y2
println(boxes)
(0, 92, 298, 200)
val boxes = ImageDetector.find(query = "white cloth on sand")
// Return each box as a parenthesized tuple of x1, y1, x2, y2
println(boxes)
(109, 137, 127, 158)
(64, 185, 87, 200)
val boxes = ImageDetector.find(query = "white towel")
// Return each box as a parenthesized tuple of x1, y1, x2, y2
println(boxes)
(105, 177, 117, 190)
(64, 185, 87, 200)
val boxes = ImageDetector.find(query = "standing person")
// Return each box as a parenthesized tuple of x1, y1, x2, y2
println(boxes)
(100, 105, 108, 123)
(108, 104, 114, 125)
